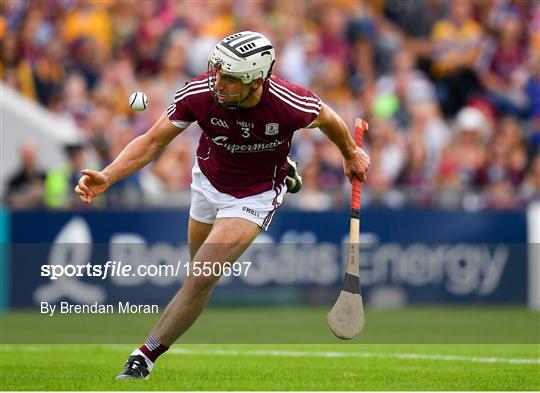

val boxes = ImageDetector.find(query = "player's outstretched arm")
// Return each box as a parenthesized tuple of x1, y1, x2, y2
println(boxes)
(308, 103, 370, 182)
(75, 112, 185, 204)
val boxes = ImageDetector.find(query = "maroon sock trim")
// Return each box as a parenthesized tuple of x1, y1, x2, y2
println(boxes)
(139, 343, 169, 363)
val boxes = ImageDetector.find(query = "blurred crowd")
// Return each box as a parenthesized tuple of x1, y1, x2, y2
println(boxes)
(2, 0, 540, 211)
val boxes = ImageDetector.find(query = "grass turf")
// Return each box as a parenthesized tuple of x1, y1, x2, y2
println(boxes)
(0, 344, 538, 390)
(1, 307, 539, 390)
(2, 306, 539, 343)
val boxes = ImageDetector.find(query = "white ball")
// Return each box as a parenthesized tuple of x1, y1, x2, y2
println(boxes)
(129, 92, 148, 111)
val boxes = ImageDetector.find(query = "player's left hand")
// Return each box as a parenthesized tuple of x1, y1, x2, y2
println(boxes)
(343, 147, 370, 183)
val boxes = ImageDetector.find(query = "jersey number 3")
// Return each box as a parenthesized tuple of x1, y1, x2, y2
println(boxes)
(241, 128, 250, 138)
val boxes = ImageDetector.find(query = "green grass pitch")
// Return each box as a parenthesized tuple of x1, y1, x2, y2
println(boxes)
(1, 343, 539, 390)
(1, 307, 539, 390)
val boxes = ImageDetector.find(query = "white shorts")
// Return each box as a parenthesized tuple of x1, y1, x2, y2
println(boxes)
(189, 163, 286, 231)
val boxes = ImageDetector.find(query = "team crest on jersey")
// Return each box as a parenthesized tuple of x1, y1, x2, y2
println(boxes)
(265, 123, 279, 135)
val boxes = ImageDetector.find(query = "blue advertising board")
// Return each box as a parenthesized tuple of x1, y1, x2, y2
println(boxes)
(8, 208, 528, 308)
(0, 208, 9, 311)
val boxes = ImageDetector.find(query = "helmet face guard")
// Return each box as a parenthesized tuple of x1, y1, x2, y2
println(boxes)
(207, 61, 245, 110)
(207, 31, 276, 110)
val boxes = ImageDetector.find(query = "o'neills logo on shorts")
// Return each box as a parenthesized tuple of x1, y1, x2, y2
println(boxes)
(212, 136, 284, 153)
(242, 206, 261, 217)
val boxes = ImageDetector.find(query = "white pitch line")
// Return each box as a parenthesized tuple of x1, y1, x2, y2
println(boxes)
(2, 345, 539, 365)
(167, 348, 540, 365)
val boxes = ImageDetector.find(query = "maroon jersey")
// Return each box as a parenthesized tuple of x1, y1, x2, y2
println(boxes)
(166, 73, 322, 198)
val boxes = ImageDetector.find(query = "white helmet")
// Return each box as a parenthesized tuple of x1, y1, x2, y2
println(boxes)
(208, 31, 275, 84)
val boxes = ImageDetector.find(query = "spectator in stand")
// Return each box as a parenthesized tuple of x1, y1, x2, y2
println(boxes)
(348, 33, 376, 94)
(153, 31, 191, 101)
(436, 107, 489, 195)
(316, 5, 349, 66)
(108, 1, 140, 50)
(92, 54, 138, 117)
(485, 116, 527, 188)
(485, 178, 520, 209)
(524, 54, 540, 154)
(406, 88, 451, 182)
(486, 0, 533, 35)
(381, 0, 446, 88)
(363, 117, 405, 206)
(430, 0, 483, 117)
(18, 5, 49, 63)
(105, 123, 143, 207)
(314, 139, 347, 197)
(44, 143, 88, 209)
(6, 141, 46, 209)
(32, 38, 65, 107)
(275, 6, 316, 87)
(1, 33, 36, 100)
(132, 2, 164, 78)
(480, 14, 529, 117)
(84, 101, 115, 167)
(506, 143, 528, 186)
(397, 134, 433, 205)
(62, 0, 112, 56)
(312, 58, 356, 128)
(375, 48, 436, 128)
(68, 37, 103, 91)
(197, 1, 235, 38)
(495, 116, 525, 154)
(289, 157, 333, 211)
(61, 72, 92, 129)
(139, 139, 193, 207)
(519, 154, 540, 202)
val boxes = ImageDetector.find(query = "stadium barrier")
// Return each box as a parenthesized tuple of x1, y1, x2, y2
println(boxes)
(528, 202, 540, 310)
(6, 208, 530, 309)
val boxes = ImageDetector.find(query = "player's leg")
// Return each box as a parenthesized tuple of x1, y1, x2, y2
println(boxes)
(152, 217, 260, 344)
(116, 164, 283, 380)
(116, 217, 260, 380)
(187, 217, 213, 260)
(116, 177, 216, 380)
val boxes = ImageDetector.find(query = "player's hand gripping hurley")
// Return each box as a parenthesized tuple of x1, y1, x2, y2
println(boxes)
(327, 118, 368, 339)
